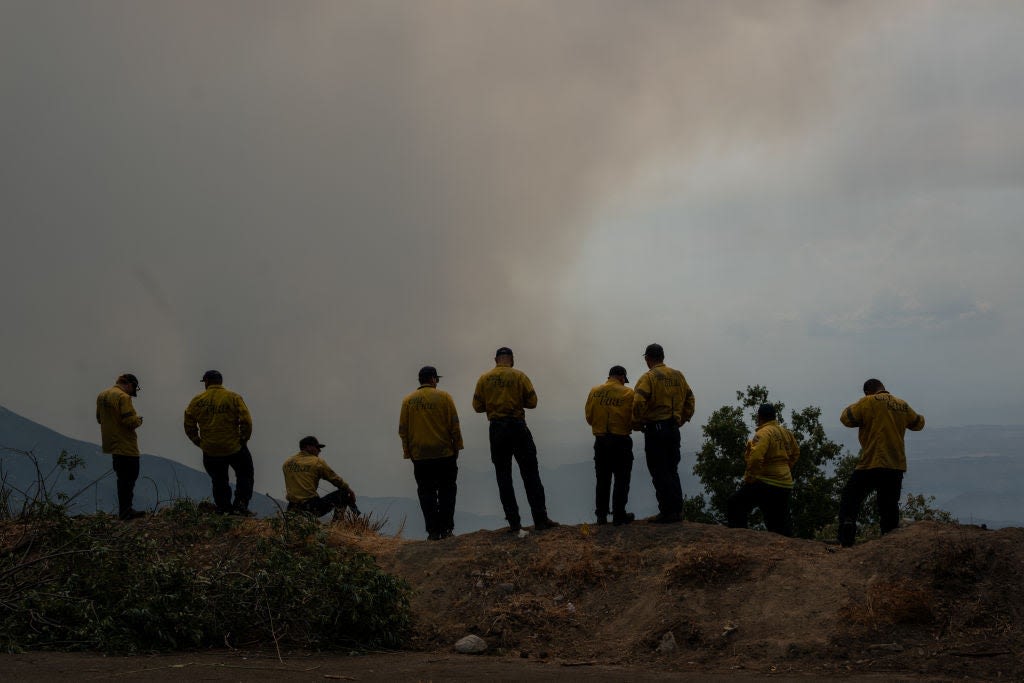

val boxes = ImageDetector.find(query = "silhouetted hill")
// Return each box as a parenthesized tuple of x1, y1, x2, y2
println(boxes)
(3, 406, 1022, 530)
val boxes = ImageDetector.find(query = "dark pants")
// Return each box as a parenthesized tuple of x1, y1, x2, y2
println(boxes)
(489, 419, 548, 526)
(727, 481, 793, 536)
(287, 489, 350, 517)
(413, 455, 458, 535)
(838, 468, 904, 547)
(111, 455, 140, 516)
(594, 434, 633, 518)
(643, 422, 682, 516)
(202, 444, 255, 513)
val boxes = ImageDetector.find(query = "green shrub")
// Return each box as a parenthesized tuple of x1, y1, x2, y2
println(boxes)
(0, 500, 411, 653)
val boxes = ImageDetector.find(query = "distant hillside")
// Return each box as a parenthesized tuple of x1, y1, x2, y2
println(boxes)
(3, 406, 1022, 531)
(903, 424, 1024, 527)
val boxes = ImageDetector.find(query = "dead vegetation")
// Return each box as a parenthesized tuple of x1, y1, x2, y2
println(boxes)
(360, 520, 1024, 678)
(7, 504, 1020, 678)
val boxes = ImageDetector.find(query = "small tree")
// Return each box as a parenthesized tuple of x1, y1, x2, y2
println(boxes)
(694, 387, 956, 541)
(692, 385, 849, 538)
(691, 403, 748, 522)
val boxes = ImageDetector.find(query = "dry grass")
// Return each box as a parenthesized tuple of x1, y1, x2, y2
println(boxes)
(324, 512, 408, 556)
(839, 578, 935, 627)
(664, 545, 752, 587)
(528, 539, 643, 593)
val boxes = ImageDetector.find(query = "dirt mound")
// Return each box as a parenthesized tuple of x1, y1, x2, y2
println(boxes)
(336, 520, 1024, 679)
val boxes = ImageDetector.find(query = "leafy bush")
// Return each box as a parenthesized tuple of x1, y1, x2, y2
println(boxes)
(0, 500, 411, 653)
(691, 386, 954, 540)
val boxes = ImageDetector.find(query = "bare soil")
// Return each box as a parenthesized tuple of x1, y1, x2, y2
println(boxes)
(5, 519, 1023, 680)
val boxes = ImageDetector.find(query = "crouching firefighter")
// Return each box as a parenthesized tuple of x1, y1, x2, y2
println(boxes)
(282, 436, 359, 518)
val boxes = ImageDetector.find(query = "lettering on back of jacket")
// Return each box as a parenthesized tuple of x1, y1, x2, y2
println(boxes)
(875, 395, 911, 413)
(654, 374, 683, 388)
(592, 389, 628, 407)
(190, 398, 238, 415)
(408, 397, 439, 411)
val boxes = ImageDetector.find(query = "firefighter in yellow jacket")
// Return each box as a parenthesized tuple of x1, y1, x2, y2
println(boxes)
(473, 346, 559, 533)
(184, 370, 255, 515)
(96, 373, 145, 520)
(632, 343, 696, 523)
(585, 365, 636, 526)
(399, 365, 464, 540)
(838, 378, 925, 546)
(727, 404, 800, 536)
(282, 436, 356, 517)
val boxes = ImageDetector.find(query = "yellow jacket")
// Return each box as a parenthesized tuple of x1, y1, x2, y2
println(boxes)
(841, 391, 925, 471)
(183, 385, 253, 456)
(743, 420, 800, 488)
(96, 386, 143, 456)
(399, 386, 464, 460)
(472, 366, 538, 421)
(282, 452, 350, 503)
(585, 380, 635, 436)
(632, 363, 695, 426)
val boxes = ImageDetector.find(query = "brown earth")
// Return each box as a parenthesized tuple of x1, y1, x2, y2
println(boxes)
(331, 518, 1024, 679)
(5, 519, 1024, 680)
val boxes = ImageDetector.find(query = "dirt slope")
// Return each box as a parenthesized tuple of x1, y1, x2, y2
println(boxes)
(334, 520, 1024, 679)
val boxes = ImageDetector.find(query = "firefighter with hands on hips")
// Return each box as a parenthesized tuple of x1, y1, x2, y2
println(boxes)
(838, 378, 925, 547)
(184, 370, 255, 516)
(282, 436, 357, 518)
(96, 373, 146, 520)
(632, 343, 696, 524)
(585, 365, 637, 526)
(727, 403, 800, 536)
(473, 346, 560, 533)
(399, 365, 464, 541)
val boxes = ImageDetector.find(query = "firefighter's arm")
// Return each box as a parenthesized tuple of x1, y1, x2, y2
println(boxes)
(120, 396, 143, 430)
(522, 375, 538, 410)
(584, 390, 596, 426)
(471, 378, 486, 413)
(744, 437, 767, 483)
(398, 400, 411, 459)
(840, 403, 860, 428)
(183, 402, 201, 447)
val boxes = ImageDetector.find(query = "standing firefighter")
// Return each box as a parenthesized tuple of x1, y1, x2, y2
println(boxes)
(96, 373, 145, 520)
(727, 404, 800, 536)
(585, 365, 636, 525)
(183, 370, 255, 515)
(399, 365, 464, 540)
(282, 436, 357, 517)
(632, 343, 696, 524)
(473, 346, 559, 533)
(838, 378, 925, 547)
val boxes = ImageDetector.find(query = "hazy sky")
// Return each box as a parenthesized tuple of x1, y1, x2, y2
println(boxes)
(3, 1, 1022, 501)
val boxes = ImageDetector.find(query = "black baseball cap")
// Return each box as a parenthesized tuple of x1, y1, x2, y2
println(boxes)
(609, 365, 629, 383)
(643, 343, 664, 359)
(495, 346, 514, 356)
(201, 370, 223, 383)
(299, 436, 325, 449)
(418, 366, 442, 382)
(118, 373, 140, 386)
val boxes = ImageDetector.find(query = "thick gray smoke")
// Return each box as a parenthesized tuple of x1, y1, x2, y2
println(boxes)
(2, 2, 928, 495)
